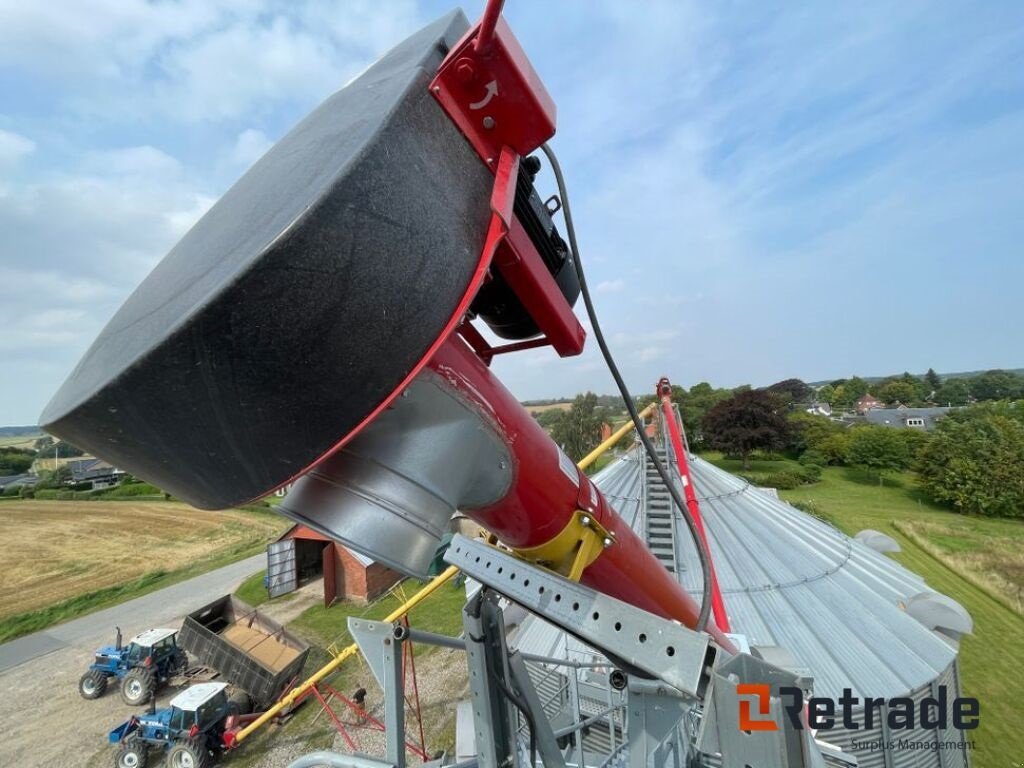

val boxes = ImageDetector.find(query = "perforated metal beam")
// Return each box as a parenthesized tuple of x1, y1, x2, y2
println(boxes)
(444, 534, 716, 697)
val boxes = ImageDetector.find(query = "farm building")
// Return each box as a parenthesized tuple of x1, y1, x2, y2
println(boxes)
(66, 457, 124, 488)
(267, 524, 403, 606)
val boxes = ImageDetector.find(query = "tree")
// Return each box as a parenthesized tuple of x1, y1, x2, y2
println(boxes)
(533, 409, 564, 430)
(846, 426, 912, 484)
(877, 379, 919, 406)
(0, 448, 35, 475)
(702, 390, 790, 470)
(550, 392, 605, 462)
(52, 440, 85, 458)
(917, 403, 1024, 517)
(767, 378, 813, 405)
(925, 368, 942, 391)
(845, 376, 870, 401)
(936, 377, 970, 406)
(646, 381, 738, 450)
(36, 466, 72, 489)
(787, 411, 845, 455)
(817, 432, 852, 465)
(831, 384, 850, 408)
(816, 383, 835, 404)
(970, 370, 1023, 401)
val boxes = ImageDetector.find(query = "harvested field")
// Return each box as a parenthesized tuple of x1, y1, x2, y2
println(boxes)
(0, 434, 39, 450)
(0, 500, 287, 621)
(522, 401, 571, 414)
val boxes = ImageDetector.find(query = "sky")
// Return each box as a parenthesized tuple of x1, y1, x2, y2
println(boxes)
(2, 1, 1023, 424)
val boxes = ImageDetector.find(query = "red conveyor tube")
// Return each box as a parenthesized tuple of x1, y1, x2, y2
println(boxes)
(429, 339, 737, 652)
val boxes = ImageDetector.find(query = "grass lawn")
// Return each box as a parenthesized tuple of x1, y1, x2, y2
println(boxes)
(235, 569, 272, 607)
(0, 502, 288, 642)
(289, 577, 468, 651)
(705, 453, 1024, 768)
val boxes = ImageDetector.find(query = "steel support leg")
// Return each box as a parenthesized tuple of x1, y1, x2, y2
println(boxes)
(383, 631, 407, 768)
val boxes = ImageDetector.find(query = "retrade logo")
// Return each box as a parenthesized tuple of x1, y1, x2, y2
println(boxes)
(736, 684, 979, 733)
(736, 684, 777, 731)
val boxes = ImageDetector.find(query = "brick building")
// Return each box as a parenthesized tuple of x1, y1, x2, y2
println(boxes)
(855, 393, 885, 413)
(269, 525, 403, 606)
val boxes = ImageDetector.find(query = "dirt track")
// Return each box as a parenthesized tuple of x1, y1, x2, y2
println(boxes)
(0, 580, 322, 768)
(0, 578, 468, 768)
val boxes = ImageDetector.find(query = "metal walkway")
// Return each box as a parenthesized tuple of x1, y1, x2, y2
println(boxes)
(643, 440, 678, 574)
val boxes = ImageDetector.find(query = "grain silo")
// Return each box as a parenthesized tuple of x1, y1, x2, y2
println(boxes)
(512, 409, 974, 768)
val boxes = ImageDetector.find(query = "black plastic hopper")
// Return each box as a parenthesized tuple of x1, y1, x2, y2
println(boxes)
(40, 11, 493, 509)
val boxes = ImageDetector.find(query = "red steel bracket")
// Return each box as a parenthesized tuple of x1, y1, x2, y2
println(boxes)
(430, 4, 556, 165)
(432, 3, 583, 360)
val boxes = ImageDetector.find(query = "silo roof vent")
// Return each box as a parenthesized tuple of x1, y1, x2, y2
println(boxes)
(854, 529, 901, 553)
(905, 591, 973, 643)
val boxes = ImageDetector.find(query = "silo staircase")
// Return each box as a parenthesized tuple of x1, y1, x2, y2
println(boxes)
(643, 446, 679, 574)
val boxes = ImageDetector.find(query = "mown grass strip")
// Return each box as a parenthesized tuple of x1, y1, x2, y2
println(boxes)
(893, 520, 1023, 617)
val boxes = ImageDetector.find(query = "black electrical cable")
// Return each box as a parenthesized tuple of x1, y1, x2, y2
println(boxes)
(540, 142, 714, 634)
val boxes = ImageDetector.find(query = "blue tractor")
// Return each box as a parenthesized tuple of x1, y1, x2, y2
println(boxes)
(108, 682, 248, 768)
(79, 627, 189, 706)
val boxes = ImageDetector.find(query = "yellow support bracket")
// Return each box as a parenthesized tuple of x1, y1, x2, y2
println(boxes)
(512, 510, 613, 582)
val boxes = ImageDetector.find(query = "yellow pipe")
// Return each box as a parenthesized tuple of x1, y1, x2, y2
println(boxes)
(235, 404, 647, 744)
(577, 403, 654, 470)
(234, 564, 460, 743)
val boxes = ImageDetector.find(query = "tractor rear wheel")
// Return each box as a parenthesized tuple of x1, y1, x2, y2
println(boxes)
(115, 736, 148, 768)
(166, 737, 212, 768)
(120, 667, 156, 706)
(79, 669, 108, 699)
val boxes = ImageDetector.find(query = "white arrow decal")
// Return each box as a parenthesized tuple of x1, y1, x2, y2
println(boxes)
(469, 80, 498, 110)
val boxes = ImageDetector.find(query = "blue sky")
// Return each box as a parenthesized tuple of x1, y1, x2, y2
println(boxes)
(2, 1, 1023, 424)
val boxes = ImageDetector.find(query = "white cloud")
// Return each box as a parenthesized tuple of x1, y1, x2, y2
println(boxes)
(595, 279, 625, 294)
(0, 1, 423, 124)
(230, 128, 274, 166)
(82, 145, 182, 177)
(164, 193, 218, 240)
(0, 304, 95, 351)
(0, 128, 35, 165)
(637, 346, 666, 363)
(2, 0, 1023, 420)
(0, 268, 116, 304)
(0, 139, 215, 422)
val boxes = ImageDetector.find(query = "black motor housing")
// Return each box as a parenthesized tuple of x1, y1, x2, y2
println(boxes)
(470, 156, 581, 340)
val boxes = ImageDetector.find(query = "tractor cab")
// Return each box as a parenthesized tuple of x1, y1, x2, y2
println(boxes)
(166, 682, 232, 734)
(123, 628, 181, 666)
(91, 627, 179, 671)
(109, 683, 232, 768)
